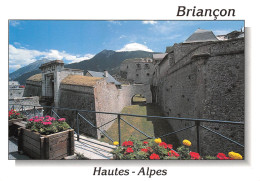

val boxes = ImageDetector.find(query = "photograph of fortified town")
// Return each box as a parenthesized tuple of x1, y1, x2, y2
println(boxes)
(8, 20, 244, 160)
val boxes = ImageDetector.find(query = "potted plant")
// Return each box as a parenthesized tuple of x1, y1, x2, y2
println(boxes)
(18, 115, 74, 159)
(8, 109, 25, 124)
(9, 109, 27, 137)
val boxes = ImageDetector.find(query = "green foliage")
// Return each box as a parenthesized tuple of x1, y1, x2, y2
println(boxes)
(204, 155, 217, 160)
(26, 116, 70, 135)
(177, 146, 191, 160)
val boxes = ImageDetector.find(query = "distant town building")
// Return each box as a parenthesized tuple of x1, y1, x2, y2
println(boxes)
(120, 57, 155, 84)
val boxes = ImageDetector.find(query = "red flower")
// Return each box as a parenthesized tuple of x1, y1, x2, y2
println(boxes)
(143, 141, 148, 145)
(159, 142, 168, 149)
(126, 147, 134, 153)
(217, 153, 229, 160)
(16, 113, 20, 115)
(141, 148, 148, 153)
(190, 152, 200, 160)
(122, 141, 133, 147)
(150, 153, 160, 160)
(168, 150, 180, 157)
(167, 144, 173, 149)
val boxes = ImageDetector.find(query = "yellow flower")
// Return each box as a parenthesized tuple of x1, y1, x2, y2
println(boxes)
(154, 138, 162, 144)
(228, 151, 243, 160)
(183, 139, 192, 146)
(113, 141, 119, 146)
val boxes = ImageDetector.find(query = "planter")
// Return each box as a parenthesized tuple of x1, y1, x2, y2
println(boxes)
(9, 118, 24, 126)
(18, 128, 74, 159)
(9, 118, 27, 137)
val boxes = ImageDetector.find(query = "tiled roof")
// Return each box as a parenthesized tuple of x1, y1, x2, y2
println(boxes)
(184, 29, 218, 43)
(87, 70, 121, 85)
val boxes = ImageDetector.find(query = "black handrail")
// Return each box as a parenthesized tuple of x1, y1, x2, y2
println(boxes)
(9, 103, 245, 154)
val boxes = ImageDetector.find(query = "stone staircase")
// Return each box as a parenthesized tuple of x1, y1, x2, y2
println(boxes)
(74, 134, 116, 159)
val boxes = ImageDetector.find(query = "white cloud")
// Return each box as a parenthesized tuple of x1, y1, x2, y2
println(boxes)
(9, 64, 21, 70)
(119, 35, 127, 39)
(9, 44, 95, 71)
(116, 43, 153, 52)
(142, 21, 157, 25)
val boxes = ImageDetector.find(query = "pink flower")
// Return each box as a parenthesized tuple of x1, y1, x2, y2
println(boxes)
(34, 119, 42, 122)
(28, 118, 34, 122)
(34, 116, 39, 119)
(58, 118, 66, 122)
(42, 121, 52, 125)
(40, 117, 45, 119)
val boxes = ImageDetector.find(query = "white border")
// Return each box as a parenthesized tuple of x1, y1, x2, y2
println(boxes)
(1, 0, 259, 180)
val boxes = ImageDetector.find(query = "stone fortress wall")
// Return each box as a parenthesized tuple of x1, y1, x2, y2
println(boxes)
(57, 78, 152, 138)
(152, 38, 244, 155)
(120, 57, 155, 84)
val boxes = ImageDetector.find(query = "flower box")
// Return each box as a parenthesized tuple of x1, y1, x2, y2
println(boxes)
(9, 118, 24, 126)
(9, 118, 27, 137)
(18, 128, 74, 159)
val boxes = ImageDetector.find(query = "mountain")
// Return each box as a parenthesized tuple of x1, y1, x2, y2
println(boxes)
(9, 59, 52, 80)
(13, 50, 160, 85)
(65, 50, 158, 74)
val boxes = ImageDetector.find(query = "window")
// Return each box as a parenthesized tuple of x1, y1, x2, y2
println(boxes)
(136, 74, 139, 76)
(136, 64, 141, 69)
(147, 73, 150, 76)
(145, 64, 150, 69)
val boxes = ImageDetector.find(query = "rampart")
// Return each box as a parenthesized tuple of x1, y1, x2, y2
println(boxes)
(153, 38, 244, 155)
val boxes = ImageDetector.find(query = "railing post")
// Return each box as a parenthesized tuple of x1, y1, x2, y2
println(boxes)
(51, 106, 54, 117)
(118, 114, 121, 146)
(76, 110, 80, 141)
(196, 120, 200, 154)
(33, 106, 36, 117)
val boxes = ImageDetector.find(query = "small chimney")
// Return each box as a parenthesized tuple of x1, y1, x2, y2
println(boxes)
(104, 70, 108, 77)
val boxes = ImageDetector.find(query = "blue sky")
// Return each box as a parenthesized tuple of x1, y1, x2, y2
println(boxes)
(9, 20, 244, 73)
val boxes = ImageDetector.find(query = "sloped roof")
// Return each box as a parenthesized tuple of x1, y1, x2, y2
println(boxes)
(61, 75, 103, 87)
(27, 74, 42, 82)
(184, 29, 218, 43)
(153, 53, 168, 61)
(87, 70, 121, 85)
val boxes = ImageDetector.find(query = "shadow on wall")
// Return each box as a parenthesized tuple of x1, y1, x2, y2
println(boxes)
(146, 103, 181, 147)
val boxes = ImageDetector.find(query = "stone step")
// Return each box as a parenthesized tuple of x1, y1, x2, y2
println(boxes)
(74, 134, 116, 160)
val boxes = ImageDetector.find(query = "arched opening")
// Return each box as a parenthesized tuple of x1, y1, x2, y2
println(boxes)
(131, 94, 146, 105)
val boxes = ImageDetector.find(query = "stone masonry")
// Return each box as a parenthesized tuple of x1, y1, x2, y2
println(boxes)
(152, 37, 244, 156)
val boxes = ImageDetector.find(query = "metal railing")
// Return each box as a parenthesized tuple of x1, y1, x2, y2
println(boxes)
(9, 104, 244, 154)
